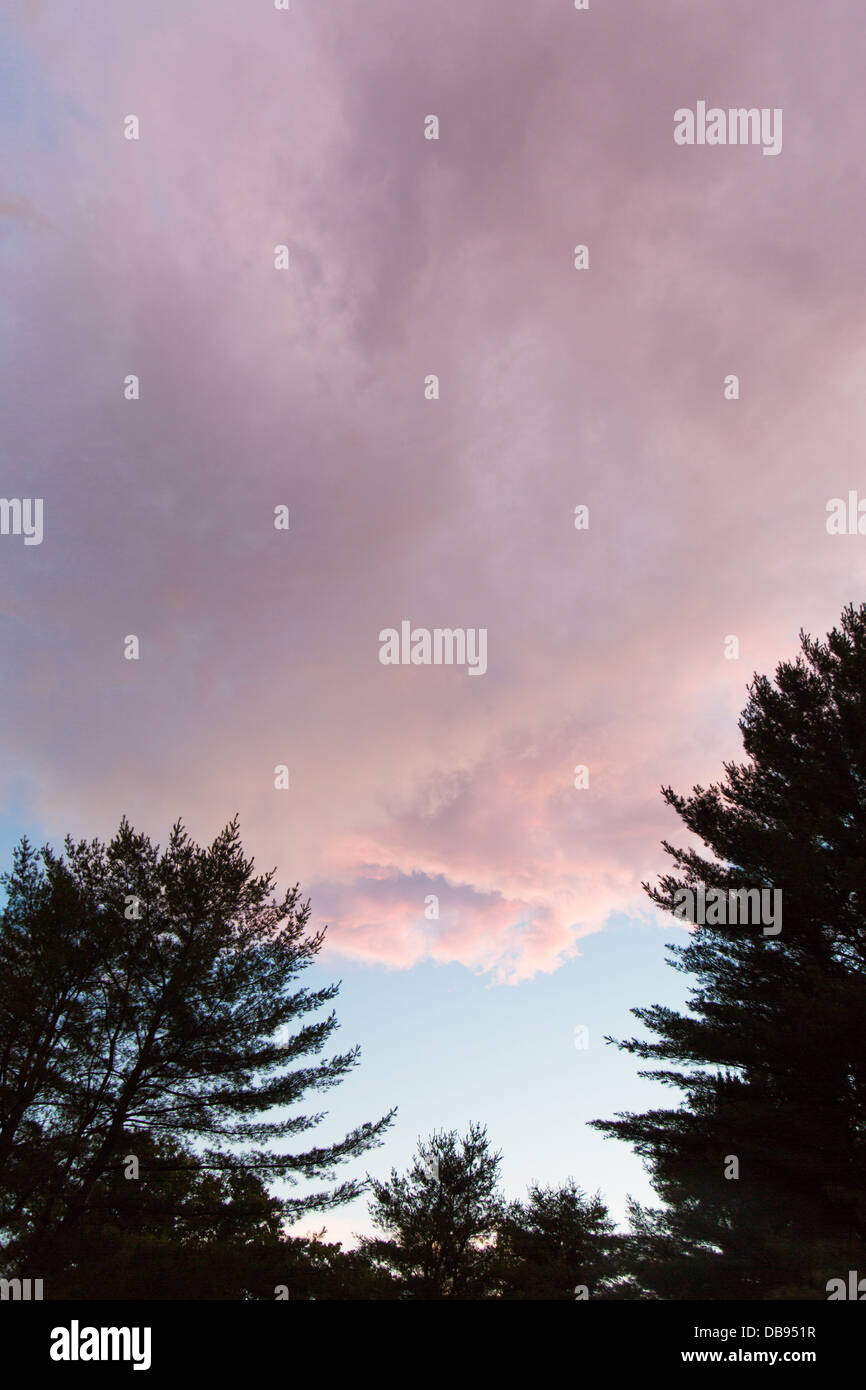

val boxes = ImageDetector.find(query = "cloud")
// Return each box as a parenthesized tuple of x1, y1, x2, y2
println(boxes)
(2, 0, 864, 979)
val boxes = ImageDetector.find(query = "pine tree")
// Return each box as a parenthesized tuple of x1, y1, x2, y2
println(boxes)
(496, 1180, 622, 1299)
(41, 1131, 395, 1299)
(359, 1123, 504, 1298)
(0, 815, 395, 1282)
(592, 603, 866, 1299)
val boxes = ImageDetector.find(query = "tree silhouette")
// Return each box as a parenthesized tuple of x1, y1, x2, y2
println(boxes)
(359, 1122, 503, 1298)
(38, 1130, 396, 1299)
(0, 815, 394, 1285)
(592, 603, 866, 1298)
(496, 1180, 623, 1299)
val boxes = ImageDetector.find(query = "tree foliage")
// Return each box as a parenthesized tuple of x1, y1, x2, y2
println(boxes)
(496, 1180, 622, 1299)
(0, 815, 394, 1284)
(593, 603, 866, 1298)
(359, 1123, 504, 1298)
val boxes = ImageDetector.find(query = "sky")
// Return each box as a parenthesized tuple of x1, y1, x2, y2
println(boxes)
(2, 0, 865, 1246)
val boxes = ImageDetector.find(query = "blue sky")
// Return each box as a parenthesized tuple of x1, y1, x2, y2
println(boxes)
(286, 913, 694, 1244)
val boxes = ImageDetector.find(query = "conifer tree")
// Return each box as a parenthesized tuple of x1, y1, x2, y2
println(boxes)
(592, 604, 866, 1298)
(359, 1123, 503, 1298)
(496, 1180, 621, 1299)
(0, 815, 394, 1279)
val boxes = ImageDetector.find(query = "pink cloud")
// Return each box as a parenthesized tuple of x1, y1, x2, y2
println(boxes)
(2, 0, 864, 979)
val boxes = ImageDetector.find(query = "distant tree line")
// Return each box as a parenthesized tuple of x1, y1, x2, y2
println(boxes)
(2, 604, 865, 1298)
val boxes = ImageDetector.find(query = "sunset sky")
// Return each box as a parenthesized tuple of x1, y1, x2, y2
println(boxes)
(2, 0, 865, 1243)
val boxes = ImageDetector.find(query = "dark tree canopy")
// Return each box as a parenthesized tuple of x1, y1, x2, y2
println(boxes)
(40, 1130, 397, 1300)
(0, 815, 394, 1284)
(496, 1180, 622, 1300)
(593, 603, 866, 1298)
(359, 1122, 504, 1299)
